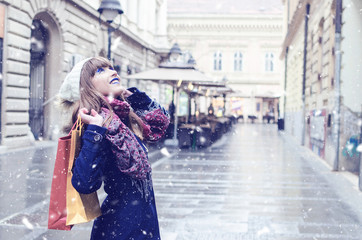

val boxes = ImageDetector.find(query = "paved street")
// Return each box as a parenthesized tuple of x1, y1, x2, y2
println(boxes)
(1, 123, 362, 239)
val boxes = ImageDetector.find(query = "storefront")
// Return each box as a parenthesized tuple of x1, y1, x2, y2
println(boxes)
(0, 0, 168, 149)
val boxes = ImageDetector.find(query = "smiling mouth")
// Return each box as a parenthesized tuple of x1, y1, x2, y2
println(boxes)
(109, 78, 120, 84)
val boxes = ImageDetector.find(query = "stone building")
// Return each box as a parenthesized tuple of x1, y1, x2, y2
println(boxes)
(281, 0, 362, 172)
(167, 0, 284, 121)
(0, 0, 169, 149)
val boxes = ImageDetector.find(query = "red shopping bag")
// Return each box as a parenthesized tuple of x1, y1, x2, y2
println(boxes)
(48, 117, 101, 230)
(48, 132, 73, 230)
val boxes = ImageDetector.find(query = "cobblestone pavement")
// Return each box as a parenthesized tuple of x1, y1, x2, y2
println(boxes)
(0, 123, 362, 239)
(153, 124, 362, 240)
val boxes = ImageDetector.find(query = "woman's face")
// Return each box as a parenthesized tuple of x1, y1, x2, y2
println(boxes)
(92, 66, 124, 97)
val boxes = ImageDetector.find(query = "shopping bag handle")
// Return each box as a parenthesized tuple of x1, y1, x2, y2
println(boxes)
(75, 115, 84, 136)
(68, 115, 84, 136)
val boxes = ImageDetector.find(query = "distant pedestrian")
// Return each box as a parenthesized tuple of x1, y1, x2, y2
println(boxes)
(208, 103, 214, 116)
(168, 101, 175, 122)
(59, 56, 170, 239)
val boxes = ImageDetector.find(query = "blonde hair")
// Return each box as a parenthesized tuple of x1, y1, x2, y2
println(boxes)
(64, 57, 144, 139)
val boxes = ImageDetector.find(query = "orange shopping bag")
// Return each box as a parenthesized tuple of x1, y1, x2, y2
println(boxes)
(66, 117, 102, 225)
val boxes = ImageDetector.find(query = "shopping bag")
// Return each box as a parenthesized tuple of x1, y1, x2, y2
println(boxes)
(48, 131, 73, 230)
(66, 118, 102, 225)
(48, 117, 101, 230)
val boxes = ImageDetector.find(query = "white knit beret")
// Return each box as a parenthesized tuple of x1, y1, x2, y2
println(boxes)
(59, 57, 91, 102)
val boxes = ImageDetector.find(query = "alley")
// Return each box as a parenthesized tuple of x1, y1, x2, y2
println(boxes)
(0, 124, 362, 239)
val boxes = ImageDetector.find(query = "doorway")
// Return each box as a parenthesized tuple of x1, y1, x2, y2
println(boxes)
(29, 19, 48, 140)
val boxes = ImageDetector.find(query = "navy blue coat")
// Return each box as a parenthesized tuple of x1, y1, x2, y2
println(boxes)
(72, 89, 166, 239)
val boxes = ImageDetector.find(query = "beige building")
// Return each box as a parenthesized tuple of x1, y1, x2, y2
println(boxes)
(167, 0, 284, 121)
(281, 0, 362, 172)
(0, 0, 169, 149)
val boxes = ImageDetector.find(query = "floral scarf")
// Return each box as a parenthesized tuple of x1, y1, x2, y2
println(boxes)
(99, 98, 169, 198)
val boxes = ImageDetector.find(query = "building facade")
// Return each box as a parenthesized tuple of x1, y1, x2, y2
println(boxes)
(281, 0, 362, 172)
(167, 0, 284, 121)
(0, 0, 169, 149)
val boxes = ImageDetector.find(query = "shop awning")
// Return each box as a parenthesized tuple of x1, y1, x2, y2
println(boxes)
(127, 67, 225, 87)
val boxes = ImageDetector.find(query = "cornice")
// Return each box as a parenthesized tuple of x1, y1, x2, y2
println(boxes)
(168, 12, 283, 33)
(168, 23, 282, 32)
(168, 13, 283, 20)
(280, 0, 323, 58)
(280, 1, 307, 57)
(228, 79, 280, 85)
(208, 43, 249, 48)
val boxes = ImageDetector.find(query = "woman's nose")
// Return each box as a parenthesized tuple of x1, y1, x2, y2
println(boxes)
(109, 68, 117, 75)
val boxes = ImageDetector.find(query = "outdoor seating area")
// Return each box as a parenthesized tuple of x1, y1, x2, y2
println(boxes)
(127, 43, 239, 150)
(174, 115, 236, 149)
(262, 113, 276, 123)
(248, 115, 258, 123)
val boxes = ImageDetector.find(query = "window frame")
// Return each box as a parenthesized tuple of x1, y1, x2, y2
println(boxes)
(213, 51, 222, 71)
(265, 52, 274, 72)
(234, 51, 243, 72)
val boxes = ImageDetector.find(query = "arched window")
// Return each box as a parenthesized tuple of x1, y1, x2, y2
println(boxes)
(234, 52, 243, 71)
(213, 51, 222, 71)
(265, 53, 274, 72)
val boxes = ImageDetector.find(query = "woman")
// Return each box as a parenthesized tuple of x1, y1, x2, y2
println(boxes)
(59, 57, 169, 239)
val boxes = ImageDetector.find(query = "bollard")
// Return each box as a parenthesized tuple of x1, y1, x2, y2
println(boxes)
(278, 118, 284, 131)
(358, 141, 362, 191)
(359, 111, 362, 191)
(359, 146, 362, 191)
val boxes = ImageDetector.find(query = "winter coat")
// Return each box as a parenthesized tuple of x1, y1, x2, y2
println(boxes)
(71, 88, 168, 239)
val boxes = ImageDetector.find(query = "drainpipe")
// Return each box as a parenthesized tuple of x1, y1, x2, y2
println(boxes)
(283, 46, 288, 130)
(333, 0, 342, 171)
(282, 0, 290, 131)
(301, 3, 310, 146)
(0, 39, 2, 144)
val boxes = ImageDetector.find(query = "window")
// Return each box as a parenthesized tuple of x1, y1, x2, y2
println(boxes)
(213, 51, 222, 71)
(234, 52, 243, 71)
(265, 53, 274, 72)
(317, 18, 324, 92)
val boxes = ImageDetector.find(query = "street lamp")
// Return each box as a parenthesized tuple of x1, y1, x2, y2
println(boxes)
(97, 0, 124, 60)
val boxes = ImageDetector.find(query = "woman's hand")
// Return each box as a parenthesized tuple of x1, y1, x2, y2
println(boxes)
(122, 89, 133, 98)
(114, 88, 133, 99)
(79, 108, 103, 126)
